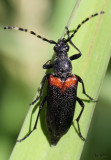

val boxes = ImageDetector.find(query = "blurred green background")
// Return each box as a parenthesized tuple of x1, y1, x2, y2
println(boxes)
(0, 0, 111, 160)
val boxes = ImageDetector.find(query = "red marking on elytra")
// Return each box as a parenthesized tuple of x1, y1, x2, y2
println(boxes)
(49, 75, 78, 93)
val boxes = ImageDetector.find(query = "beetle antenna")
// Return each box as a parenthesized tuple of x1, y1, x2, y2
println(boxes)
(66, 11, 104, 42)
(4, 26, 56, 44)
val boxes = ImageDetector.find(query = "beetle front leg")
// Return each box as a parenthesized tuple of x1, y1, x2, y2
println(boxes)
(43, 60, 53, 69)
(65, 27, 81, 61)
(75, 75, 97, 101)
(69, 43, 81, 61)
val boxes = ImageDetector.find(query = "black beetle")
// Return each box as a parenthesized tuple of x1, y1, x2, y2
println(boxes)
(4, 11, 104, 145)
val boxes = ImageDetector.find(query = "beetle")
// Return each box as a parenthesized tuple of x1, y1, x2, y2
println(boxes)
(4, 11, 104, 145)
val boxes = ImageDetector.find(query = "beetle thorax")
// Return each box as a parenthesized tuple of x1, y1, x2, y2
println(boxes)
(53, 55, 72, 78)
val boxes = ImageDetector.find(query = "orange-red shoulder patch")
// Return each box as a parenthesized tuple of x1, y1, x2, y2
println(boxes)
(49, 75, 78, 93)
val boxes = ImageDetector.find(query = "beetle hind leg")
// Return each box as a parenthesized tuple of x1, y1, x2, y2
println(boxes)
(76, 97, 85, 141)
(17, 96, 47, 142)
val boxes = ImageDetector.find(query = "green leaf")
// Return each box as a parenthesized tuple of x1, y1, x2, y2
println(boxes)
(9, 0, 111, 160)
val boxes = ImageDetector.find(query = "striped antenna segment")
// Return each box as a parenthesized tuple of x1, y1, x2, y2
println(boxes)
(69, 11, 105, 40)
(4, 26, 56, 44)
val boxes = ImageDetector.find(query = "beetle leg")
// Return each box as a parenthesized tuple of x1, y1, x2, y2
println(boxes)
(69, 43, 81, 61)
(17, 96, 47, 142)
(65, 27, 81, 61)
(43, 60, 53, 69)
(76, 97, 85, 141)
(75, 75, 97, 101)
(30, 73, 50, 105)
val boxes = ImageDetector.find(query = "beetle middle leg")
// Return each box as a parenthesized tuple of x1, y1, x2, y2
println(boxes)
(30, 73, 50, 105)
(75, 75, 97, 101)
(17, 96, 47, 142)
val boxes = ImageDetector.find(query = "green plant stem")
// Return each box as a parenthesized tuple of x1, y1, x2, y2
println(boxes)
(10, 0, 111, 160)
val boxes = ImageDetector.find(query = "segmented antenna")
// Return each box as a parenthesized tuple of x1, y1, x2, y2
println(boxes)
(4, 26, 56, 44)
(67, 11, 104, 41)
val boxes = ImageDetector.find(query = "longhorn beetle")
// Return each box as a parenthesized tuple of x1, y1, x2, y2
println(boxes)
(4, 11, 104, 145)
